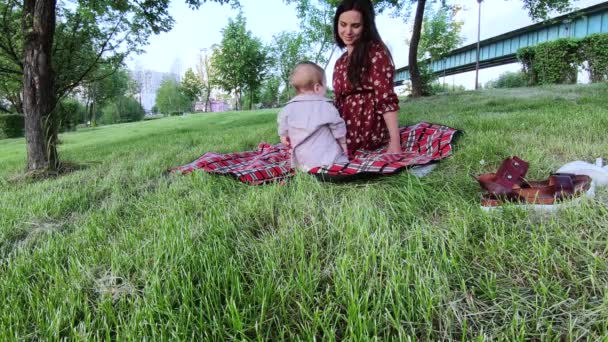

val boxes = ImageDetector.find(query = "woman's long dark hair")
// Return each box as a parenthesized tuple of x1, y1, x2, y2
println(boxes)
(334, 0, 393, 87)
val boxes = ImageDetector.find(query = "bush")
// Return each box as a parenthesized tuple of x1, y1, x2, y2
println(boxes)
(517, 38, 580, 85)
(487, 71, 528, 89)
(54, 98, 87, 132)
(99, 97, 145, 125)
(580, 34, 608, 82)
(535, 38, 580, 84)
(419, 63, 438, 96)
(516, 46, 536, 85)
(0, 113, 25, 139)
(430, 82, 465, 94)
(119, 97, 145, 122)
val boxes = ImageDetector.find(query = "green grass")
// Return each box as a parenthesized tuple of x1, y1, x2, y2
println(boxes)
(1, 83, 608, 339)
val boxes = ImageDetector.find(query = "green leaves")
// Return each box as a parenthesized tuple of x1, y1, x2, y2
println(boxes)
(517, 38, 580, 85)
(415, 4, 463, 61)
(181, 68, 203, 103)
(210, 13, 270, 110)
(155, 78, 191, 115)
(271, 31, 308, 101)
(283, 0, 334, 65)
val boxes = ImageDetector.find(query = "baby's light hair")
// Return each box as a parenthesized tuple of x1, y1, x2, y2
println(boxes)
(290, 61, 326, 94)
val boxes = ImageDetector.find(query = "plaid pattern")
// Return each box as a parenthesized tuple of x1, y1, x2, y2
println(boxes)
(168, 122, 460, 185)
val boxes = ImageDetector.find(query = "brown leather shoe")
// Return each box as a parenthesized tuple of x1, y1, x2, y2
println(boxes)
(480, 173, 592, 207)
(475, 156, 529, 195)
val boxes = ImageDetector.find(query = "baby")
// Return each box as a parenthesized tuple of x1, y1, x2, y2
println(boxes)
(277, 62, 349, 171)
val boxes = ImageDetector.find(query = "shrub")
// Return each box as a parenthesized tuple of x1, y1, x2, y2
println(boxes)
(119, 97, 145, 122)
(580, 33, 608, 82)
(518, 38, 580, 85)
(516, 46, 536, 85)
(99, 97, 145, 125)
(54, 98, 87, 132)
(0, 113, 25, 139)
(430, 82, 465, 93)
(99, 103, 120, 125)
(488, 71, 528, 88)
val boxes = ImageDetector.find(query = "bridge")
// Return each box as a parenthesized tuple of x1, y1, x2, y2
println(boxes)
(394, 1, 608, 85)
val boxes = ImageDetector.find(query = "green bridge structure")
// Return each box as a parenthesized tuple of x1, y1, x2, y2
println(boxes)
(394, 1, 608, 85)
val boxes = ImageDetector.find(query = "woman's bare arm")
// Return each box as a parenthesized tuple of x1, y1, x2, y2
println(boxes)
(383, 111, 401, 153)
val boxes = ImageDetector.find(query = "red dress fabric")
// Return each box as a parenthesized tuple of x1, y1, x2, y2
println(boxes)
(333, 42, 400, 155)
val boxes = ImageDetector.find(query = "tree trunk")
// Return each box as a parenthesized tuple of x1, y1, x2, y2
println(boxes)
(204, 88, 211, 112)
(248, 89, 253, 110)
(408, 0, 426, 98)
(22, 0, 58, 171)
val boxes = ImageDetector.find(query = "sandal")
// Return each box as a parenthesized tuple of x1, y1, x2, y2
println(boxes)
(481, 173, 592, 208)
(476, 157, 594, 211)
(474, 156, 529, 195)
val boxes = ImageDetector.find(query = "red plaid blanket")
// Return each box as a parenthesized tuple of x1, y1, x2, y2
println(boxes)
(169, 122, 460, 185)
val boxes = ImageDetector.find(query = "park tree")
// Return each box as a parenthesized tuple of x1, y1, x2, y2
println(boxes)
(211, 13, 269, 110)
(155, 78, 190, 115)
(258, 75, 282, 108)
(284, 0, 336, 67)
(271, 31, 308, 102)
(195, 49, 216, 112)
(0, 0, 237, 174)
(181, 68, 203, 105)
(99, 96, 145, 125)
(81, 65, 130, 126)
(416, 5, 463, 61)
(406, 3, 463, 95)
(243, 38, 270, 110)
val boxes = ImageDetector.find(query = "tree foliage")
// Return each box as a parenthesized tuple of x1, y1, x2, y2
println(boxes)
(416, 4, 463, 61)
(405, 3, 463, 96)
(0, 0, 236, 172)
(155, 78, 191, 115)
(99, 96, 145, 125)
(580, 34, 608, 83)
(517, 34, 608, 86)
(284, 0, 335, 67)
(195, 49, 216, 112)
(258, 75, 282, 108)
(271, 31, 308, 102)
(211, 13, 269, 110)
(181, 68, 203, 103)
(81, 65, 130, 126)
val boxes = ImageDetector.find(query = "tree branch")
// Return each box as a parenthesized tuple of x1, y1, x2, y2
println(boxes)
(56, 14, 126, 98)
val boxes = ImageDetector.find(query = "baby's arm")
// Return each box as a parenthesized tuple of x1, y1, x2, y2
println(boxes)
(280, 135, 291, 147)
(326, 105, 348, 154)
(337, 136, 348, 155)
(277, 109, 290, 147)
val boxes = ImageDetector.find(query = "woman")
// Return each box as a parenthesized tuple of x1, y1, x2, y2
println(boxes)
(333, 0, 401, 155)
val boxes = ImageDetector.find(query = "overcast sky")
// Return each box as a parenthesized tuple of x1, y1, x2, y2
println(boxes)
(127, 0, 604, 89)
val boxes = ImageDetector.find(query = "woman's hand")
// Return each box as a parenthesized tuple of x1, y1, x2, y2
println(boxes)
(386, 141, 402, 154)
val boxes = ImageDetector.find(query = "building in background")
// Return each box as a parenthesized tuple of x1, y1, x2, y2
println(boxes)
(193, 98, 231, 113)
(131, 69, 178, 112)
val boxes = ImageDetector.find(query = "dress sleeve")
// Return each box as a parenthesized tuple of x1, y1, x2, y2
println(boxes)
(277, 109, 288, 137)
(370, 45, 400, 115)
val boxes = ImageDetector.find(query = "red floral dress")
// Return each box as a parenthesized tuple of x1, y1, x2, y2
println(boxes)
(333, 42, 400, 155)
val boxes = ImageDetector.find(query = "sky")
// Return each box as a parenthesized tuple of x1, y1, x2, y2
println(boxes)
(127, 0, 605, 90)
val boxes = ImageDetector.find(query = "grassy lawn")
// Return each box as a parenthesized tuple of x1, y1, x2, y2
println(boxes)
(1, 83, 608, 339)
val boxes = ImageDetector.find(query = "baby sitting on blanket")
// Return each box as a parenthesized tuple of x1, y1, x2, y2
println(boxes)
(277, 62, 349, 171)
